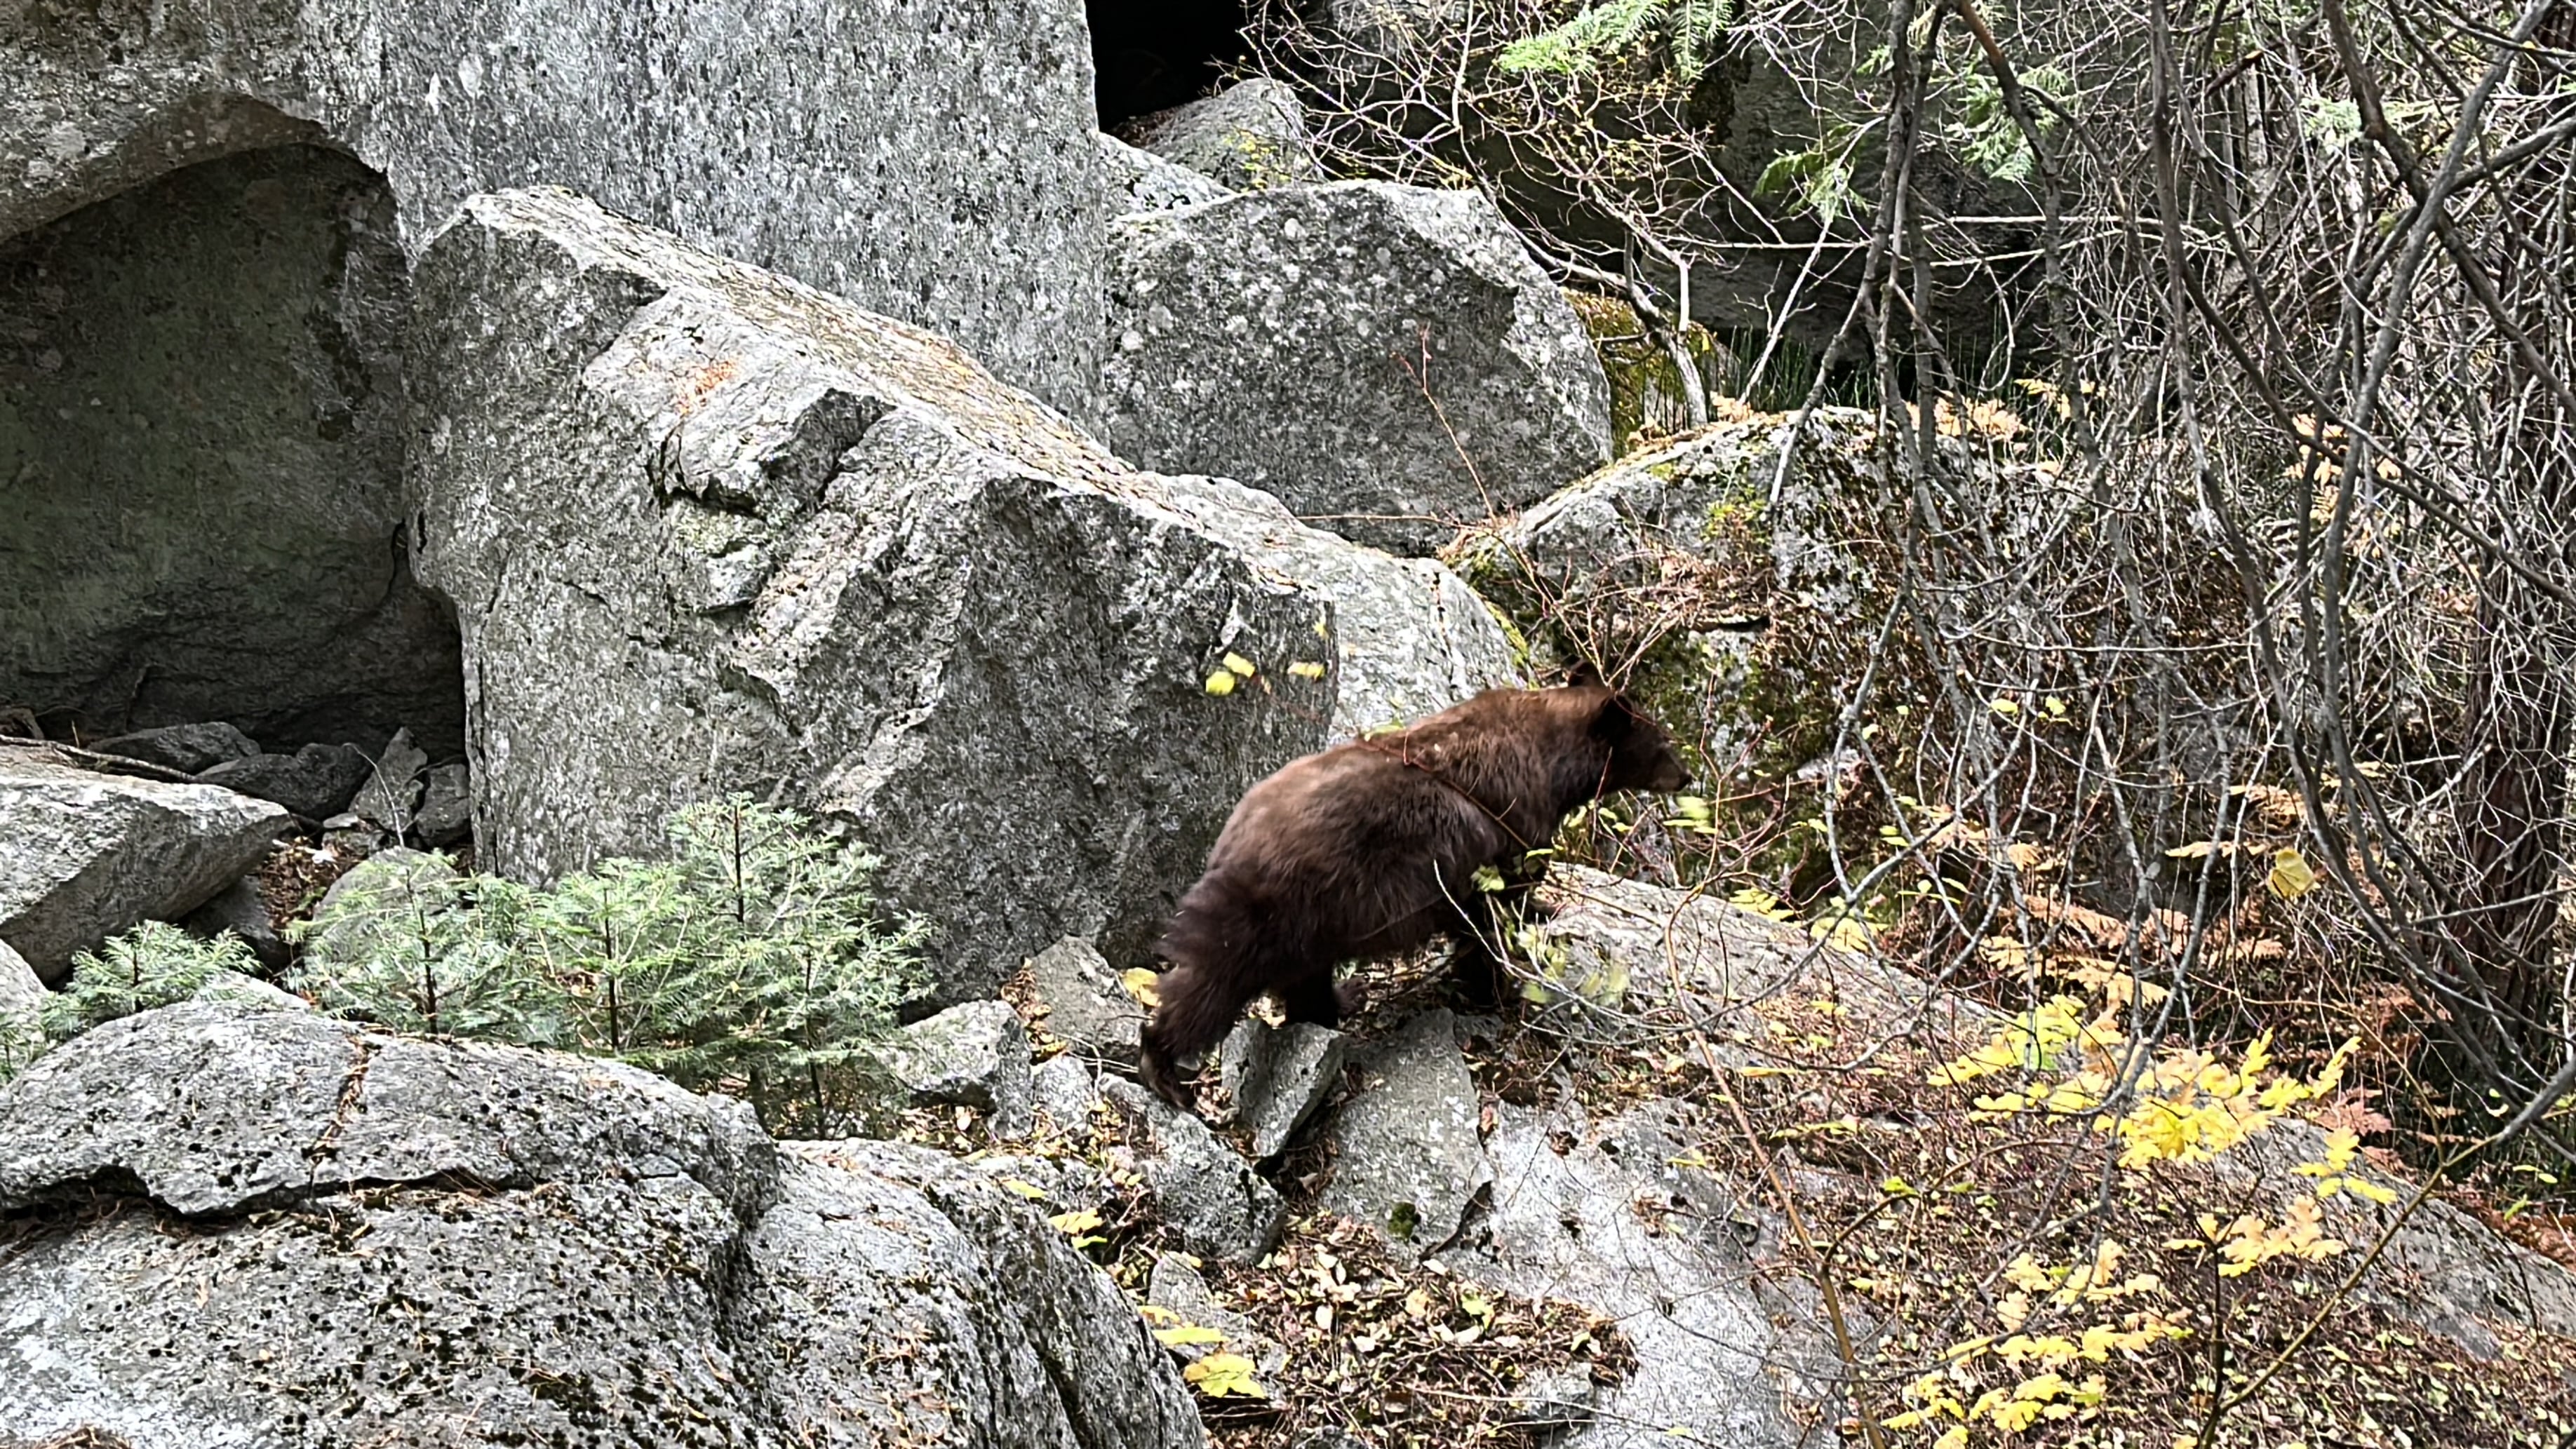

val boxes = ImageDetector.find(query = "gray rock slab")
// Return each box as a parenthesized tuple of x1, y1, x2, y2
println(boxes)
(0, 1002, 777, 1221)
(1033, 1053, 1111, 1129)
(1103, 133, 1235, 214)
(0, 750, 290, 984)
(1106, 1075, 1285, 1263)
(0, 1006, 1198, 1449)
(1320, 1008, 1489, 1255)
(1159, 472, 1524, 733)
(1220, 1017, 1348, 1159)
(1115, 78, 1318, 191)
(408, 188, 1334, 1004)
(883, 999, 1035, 1139)
(1029, 935, 1148, 1063)
(177, 874, 288, 973)
(1102, 181, 1613, 554)
(87, 722, 261, 775)
(0, 0, 1105, 415)
(1456, 1098, 1824, 1449)
(196, 742, 373, 821)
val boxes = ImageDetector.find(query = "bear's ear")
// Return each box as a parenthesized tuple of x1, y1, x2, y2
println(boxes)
(1566, 659, 1606, 689)
(1587, 690, 1642, 741)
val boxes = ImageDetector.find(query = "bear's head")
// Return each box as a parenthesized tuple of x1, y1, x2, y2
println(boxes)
(1560, 666, 1691, 796)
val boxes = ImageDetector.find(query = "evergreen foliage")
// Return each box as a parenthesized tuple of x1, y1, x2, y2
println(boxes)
(1496, 0, 1732, 77)
(39, 922, 264, 1040)
(295, 796, 927, 1135)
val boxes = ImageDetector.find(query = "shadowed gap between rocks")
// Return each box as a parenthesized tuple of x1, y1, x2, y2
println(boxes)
(1087, 0, 1255, 125)
(0, 142, 464, 762)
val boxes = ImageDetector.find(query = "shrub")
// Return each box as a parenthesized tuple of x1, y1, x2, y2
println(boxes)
(295, 797, 928, 1135)
(39, 922, 264, 1041)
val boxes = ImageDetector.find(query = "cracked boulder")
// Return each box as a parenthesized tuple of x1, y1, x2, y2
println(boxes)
(1101, 181, 1614, 555)
(1104, 1074, 1285, 1263)
(0, 748, 290, 984)
(408, 187, 1334, 1004)
(1219, 1016, 1347, 1159)
(0, 1003, 1202, 1449)
(881, 1000, 1036, 1139)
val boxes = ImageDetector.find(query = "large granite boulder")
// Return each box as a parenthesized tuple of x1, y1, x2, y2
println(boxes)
(405, 187, 1332, 1003)
(1113, 79, 1317, 191)
(0, 0, 1101, 412)
(0, 748, 289, 984)
(0, 1003, 1202, 1449)
(1101, 181, 1614, 555)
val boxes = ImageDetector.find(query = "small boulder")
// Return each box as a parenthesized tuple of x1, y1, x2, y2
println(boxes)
(1320, 1009, 1490, 1255)
(1029, 935, 1147, 1063)
(1219, 1016, 1347, 1158)
(86, 722, 260, 774)
(412, 762, 474, 847)
(197, 742, 373, 821)
(1102, 133, 1233, 215)
(881, 999, 1036, 1139)
(1114, 78, 1317, 191)
(0, 750, 290, 984)
(297, 847, 461, 974)
(348, 727, 430, 829)
(1033, 1053, 1111, 1129)
(1101, 181, 1614, 555)
(1105, 1075, 1285, 1263)
(177, 873, 288, 973)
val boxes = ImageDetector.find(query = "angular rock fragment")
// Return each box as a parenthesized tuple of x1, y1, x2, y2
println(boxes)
(196, 742, 373, 821)
(1106, 1075, 1285, 1262)
(412, 762, 474, 847)
(1103, 133, 1233, 214)
(0, 1005, 1199, 1449)
(1102, 182, 1614, 554)
(882, 999, 1036, 1138)
(177, 873, 289, 972)
(1320, 1008, 1489, 1255)
(87, 722, 260, 775)
(1115, 79, 1317, 191)
(348, 727, 430, 828)
(0, 750, 290, 983)
(1219, 1016, 1347, 1158)
(1029, 934, 1148, 1063)
(1148, 1251, 1291, 1375)
(408, 187, 1334, 1003)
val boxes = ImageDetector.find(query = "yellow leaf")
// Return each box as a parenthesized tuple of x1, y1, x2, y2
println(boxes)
(1183, 1352, 1267, 1398)
(2269, 847, 2319, 900)
(999, 1178, 1049, 1200)
(1120, 968, 1162, 1007)
(1049, 1209, 1104, 1235)
(1203, 670, 1237, 696)
(1155, 1324, 1228, 1347)
(1222, 652, 1258, 677)
(1287, 660, 1327, 679)
(1138, 1304, 1181, 1326)
(1990, 696, 2022, 715)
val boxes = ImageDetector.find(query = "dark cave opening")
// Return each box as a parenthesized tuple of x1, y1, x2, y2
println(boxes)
(0, 142, 466, 764)
(1087, 0, 1257, 126)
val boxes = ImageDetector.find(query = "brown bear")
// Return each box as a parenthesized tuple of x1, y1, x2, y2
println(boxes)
(1137, 679, 1691, 1107)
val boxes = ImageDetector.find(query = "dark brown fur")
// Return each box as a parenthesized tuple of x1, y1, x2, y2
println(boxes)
(1137, 683, 1690, 1107)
